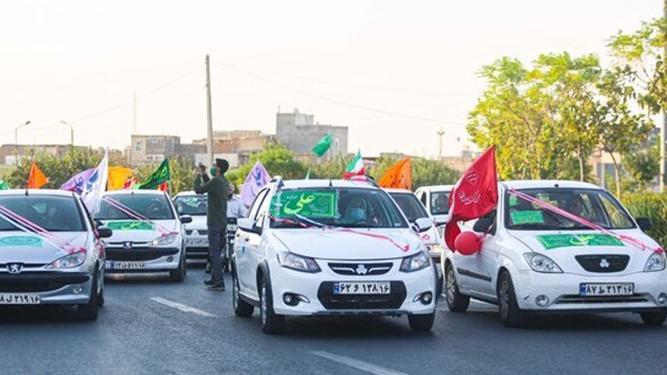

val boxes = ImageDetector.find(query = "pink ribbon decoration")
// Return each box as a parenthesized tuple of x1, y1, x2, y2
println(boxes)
(101, 197, 177, 236)
(507, 189, 663, 254)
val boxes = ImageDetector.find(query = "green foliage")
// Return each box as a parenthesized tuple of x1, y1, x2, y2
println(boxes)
(369, 155, 459, 188)
(226, 143, 307, 188)
(622, 192, 667, 248)
(6, 148, 103, 189)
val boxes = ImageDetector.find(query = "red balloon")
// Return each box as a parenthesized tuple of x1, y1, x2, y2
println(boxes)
(454, 231, 482, 255)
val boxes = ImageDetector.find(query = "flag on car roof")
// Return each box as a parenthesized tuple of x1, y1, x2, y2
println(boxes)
(312, 133, 333, 157)
(343, 150, 364, 179)
(81, 149, 109, 213)
(241, 160, 270, 207)
(61, 168, 95, 194)
(0, 180, 9, 190)
(27, 161, 49, 189)
(135, 159, 170, 190)
(107, 167, 133, 191)
(378, 157, 412, 190)
(444, 146, 498, 251)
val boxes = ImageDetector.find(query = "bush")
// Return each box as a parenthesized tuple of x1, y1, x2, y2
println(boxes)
(622, 192, 667, 248)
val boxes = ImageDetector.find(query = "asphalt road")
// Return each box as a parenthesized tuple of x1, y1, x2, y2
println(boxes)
(1, 268, 665, 375)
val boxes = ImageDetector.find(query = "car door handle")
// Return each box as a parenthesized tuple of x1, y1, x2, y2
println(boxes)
(236, 233, 241, 238)
(244, 237, 249, 242)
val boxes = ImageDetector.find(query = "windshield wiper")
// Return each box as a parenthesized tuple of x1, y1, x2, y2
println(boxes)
(294, 214, 325, 228)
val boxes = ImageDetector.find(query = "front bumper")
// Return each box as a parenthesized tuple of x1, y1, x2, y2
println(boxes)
(269, 258, 437, 316)
(0, 271, 92, 305)
(512, 269, 667, 312)
(105, 247, 181, 272)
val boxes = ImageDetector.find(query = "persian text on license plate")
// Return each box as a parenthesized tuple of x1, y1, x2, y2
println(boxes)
(579, 283, 634, 297)
(333, 281, 391, 295)
(106, 261, 146, 270)
(0, 293, 41, 305)
(186, 238, 208, 247)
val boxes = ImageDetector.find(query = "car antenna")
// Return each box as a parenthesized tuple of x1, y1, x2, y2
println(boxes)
(328, 179, 333, 187)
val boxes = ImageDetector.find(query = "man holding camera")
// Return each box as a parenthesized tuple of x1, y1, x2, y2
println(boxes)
(194, 158, 230, 291)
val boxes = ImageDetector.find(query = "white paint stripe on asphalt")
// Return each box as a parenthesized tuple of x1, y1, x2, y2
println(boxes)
(150, 297, 217, 318)
(310, 350, 407, 375)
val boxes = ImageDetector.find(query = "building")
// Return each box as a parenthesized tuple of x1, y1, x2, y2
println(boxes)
(275, 108, 348, 157)
(192, 130, 271, 165)
(128, 135, 181, 165)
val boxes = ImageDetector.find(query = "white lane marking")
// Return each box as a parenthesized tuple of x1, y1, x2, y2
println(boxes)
(311, 351, 407, 375)
(150, 297, 217, 318)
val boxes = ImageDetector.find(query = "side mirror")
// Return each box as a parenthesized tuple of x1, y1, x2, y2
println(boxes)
(238, 217, 262, 235)
(413, 217, 433, 233)
(179, 215, 193, 224)
(473, 217, 495, 234)
(97, 226, 113, 239)
(636, 217, 652, 231)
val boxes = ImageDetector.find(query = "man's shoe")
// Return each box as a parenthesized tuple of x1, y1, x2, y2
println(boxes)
(203, 279, 215, 286)
(207, 283, 225, 291)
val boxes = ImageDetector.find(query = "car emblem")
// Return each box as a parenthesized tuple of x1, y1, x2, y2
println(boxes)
(122, 241, 133, 250)
(7, 263, 23, 274)
(355, 264, 368, 275)
(599, 258, 610, 268)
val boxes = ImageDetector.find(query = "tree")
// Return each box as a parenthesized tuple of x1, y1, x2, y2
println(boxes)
(369, 155, 459, 188)
(226, 143, 307, 188)
(6, 148, 103, 189)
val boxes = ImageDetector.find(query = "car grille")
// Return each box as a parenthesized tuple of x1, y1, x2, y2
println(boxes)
(555, 294, 650, 304)
(198, 230, 208, 236)
(0, 273, 90, 292)
(317, 281, 406, 310)
(575, 254, 629, 273)
(106, 247, 179, 261)
(328, 262, 393, 276)
(185, 230, 193, 235)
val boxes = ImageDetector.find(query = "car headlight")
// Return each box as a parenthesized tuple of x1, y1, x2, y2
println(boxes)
(644, 252, 666, 272)
(149, 233, 179, 247)
(46, 251, 87, 269)
(277, 252, 321, 273)
(400, 251, 431, 272)
(523, 253, 563, 273)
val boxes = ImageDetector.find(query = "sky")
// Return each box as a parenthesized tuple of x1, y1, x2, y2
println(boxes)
(0, 0, 662, 158)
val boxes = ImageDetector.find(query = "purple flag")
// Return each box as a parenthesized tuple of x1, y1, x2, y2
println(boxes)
(60, 168, 95, 195)
(241, 161, 270, 207)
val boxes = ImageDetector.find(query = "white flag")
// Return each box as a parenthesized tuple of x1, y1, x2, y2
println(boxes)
(82, 149, 109, 214)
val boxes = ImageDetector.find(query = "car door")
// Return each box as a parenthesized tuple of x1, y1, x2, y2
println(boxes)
(236, 188, 269, 295)
(245, 191, 273, 295)
(453, 210, 498, 299)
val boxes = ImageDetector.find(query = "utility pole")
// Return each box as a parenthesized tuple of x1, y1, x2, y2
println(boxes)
(437, 128, 445, 161)
(205, 54, 214, 166)
(60, 121, 74, 149)
(661, 0, 667, 192)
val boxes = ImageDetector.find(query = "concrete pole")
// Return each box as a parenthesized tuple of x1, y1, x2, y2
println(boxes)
(661, 0, 667, 192)
(205, 55, 214, 165)
(437, 128, 445, 161)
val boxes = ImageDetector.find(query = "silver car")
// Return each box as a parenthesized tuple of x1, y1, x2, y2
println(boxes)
(0, 190, 111, 320)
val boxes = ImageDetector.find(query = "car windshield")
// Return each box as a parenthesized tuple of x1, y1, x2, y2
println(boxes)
(96, 194, 174, 220)
(389, 192, 429, 223)
(269, 188, 407, 229)
(0, 195, 85, 232)
(174, 195, 207, 216)
(430, 191, 450, 215)
(505, 188, 635, 231)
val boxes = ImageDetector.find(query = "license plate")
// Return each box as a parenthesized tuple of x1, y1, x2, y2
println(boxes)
(0, 293, 41, 305)
(227, 225, 237, 232)
(579, 283, 634, 297)
(185, 238, 208, 247)
(333, 282, 391, 295)
(106, 261, 146, 270)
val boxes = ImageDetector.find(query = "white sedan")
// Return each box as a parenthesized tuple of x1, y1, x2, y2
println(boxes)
(444, 180, 667, 327)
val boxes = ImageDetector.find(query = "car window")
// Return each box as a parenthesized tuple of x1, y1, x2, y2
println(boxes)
(269, 187, 408, 229)
(599, 194, 635, 229)
(390, 192, 429, 223)
(0, 195, 86, 232)
(248, 188, 269, 221)
(96, 194, 175, 220)
(174, 195, 207, 216)
(419, 191, 427, 206)
(430, 191, 450, 215)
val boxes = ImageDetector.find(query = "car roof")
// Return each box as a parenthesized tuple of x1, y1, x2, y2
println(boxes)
(383, 188, 413, 194)
(174, 191, 198, 197)
(274, 179, 378, 190)
(102, 189, 168, 196)
(0, 189, 77, 198)
(415, 185, 455, 192)
(501, 180, 603, 190)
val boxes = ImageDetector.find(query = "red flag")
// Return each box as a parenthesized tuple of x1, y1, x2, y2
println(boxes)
(444, 146, 498, 251)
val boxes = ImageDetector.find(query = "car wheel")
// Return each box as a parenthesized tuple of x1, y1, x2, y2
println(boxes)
(445, 262, 470, 313)
(497, 270, 525, 328)
(77, 269, 100, 321)
(232, 271, 254, 317)
(640, 311, 667, 326)
(408, 313, 435, 332)
(259, 276, 285, 334)
(169, 254, 186, 282)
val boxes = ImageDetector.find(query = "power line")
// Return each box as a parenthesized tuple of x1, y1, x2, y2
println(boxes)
(213, 61, 466, 126)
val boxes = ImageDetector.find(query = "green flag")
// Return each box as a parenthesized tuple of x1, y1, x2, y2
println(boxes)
(0, 180, 8, 190)
(312, 133, 333, 157)
(135, 159, 170, 190)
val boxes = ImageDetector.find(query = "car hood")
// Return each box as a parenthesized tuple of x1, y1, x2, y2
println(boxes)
(508, 229, 658, 273)
(101, 219, 179, 243)
(183, 215, 207, 231)
(271, 228, 422, 260)
(0, 231, 89, 264)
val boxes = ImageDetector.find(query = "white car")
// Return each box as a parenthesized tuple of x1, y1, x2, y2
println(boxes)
(232, 178, 437, 333)
(173, 191, 209, 265)
(443, 180, 667, 327)
(0, 190, 111, 320)
(414, 185, 454, 228)
(96, 190, 191, 282)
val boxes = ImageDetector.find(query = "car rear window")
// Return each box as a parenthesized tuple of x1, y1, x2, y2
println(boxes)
(0, 195, 85, 232)
(96, 194, 174, 220)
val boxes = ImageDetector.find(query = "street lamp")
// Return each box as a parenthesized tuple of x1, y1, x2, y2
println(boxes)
(14, 120, 31, 166)
(60, 120, 74, 148)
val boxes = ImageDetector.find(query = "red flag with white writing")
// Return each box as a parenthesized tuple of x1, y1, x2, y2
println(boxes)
(444, 146, 498, 251)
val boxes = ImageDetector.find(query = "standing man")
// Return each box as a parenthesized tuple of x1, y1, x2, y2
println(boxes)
(194, 158, 230, 291)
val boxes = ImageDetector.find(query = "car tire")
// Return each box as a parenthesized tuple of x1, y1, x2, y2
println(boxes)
(445, 262, 470, 313)
(169, 254, 186, 282)
(232, 271, 254, 318)
(408, 313, 435, 332)
(640, 311, 667, 326)
(497, 270, 525, 328)
(77, 269, 100, 321)
(259, 276, 285, 334)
